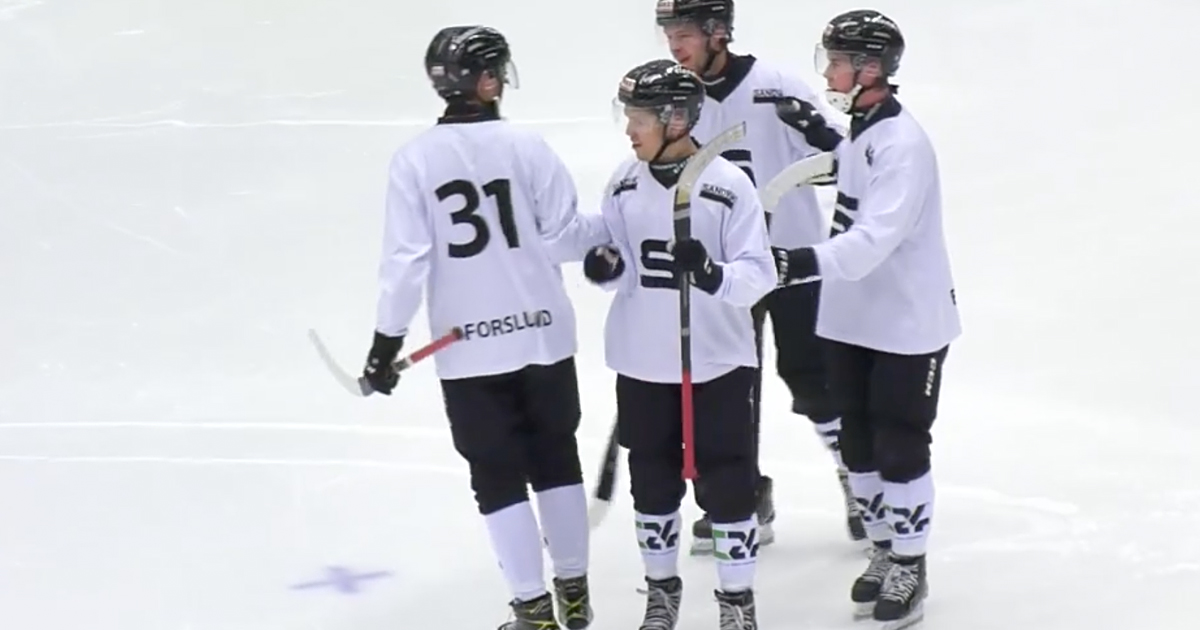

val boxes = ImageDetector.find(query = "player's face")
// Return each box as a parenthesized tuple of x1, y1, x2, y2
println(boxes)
(818, 49, 881, 92)
(662, 22, 708, 73)
(624, 106, 665, 160)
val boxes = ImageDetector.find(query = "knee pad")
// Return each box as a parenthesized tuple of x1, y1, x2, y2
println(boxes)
(783, 374, 838, 422)
(873, 424, 931, 482)
(694, 456, 757, 522)
(526, 432, 583, 492)
(469, 455, 530, 515)
(837, 414, 875, 473)
(627, 450, 686, 516)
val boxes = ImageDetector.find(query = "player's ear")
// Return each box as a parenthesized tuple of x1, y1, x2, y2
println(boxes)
(477, 71, 501, 101)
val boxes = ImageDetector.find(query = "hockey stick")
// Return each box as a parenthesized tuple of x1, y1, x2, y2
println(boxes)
(586, 419, 620, 529)
(306, 327, 465, 397)
(674, 122, 748, 480)
(583, 124, 750, 532)
(748, 150, 837, 460)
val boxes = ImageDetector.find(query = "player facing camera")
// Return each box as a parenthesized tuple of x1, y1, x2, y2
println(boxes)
(612, 60, 706, 165)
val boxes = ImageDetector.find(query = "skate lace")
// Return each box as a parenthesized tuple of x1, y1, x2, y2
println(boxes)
(863, 547, 894, 583)
(556, 579, 589, 623)
(879, 562, 919, 603)
(717, 597, 753, 630)
(642, 584, 679, 629)
(498, 597, 558, 630)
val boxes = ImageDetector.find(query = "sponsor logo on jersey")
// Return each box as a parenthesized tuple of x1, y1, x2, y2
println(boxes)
(612, 177, 637, 196)
(699, 183, 736, 208)
(461, 310, 553, 340)
(751, 88, 785, 103)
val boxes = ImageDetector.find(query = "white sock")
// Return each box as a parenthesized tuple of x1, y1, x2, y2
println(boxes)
(484, 501, 547, 602)
(883, 470, 934, 557)
(847, 471, 891, 543)
(635, 511, 681, 581)
(712, 516, 759, 592)
(534, 484, 588, 579)
(812, 418, 846, 469)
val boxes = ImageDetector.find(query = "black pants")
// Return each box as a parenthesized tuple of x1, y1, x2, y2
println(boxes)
(765, 281, 836, 422)
(822, 340, 949, 483)
(617, 367, 758, 522)
(440, 357, 584, 515)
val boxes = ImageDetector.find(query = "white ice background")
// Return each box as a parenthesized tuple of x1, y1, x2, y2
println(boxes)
(2, 0, 1199, 628)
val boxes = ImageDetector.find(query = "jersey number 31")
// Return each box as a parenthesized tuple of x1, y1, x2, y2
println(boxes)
(436, 178, 519, 258)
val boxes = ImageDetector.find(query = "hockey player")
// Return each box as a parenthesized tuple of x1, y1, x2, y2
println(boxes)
(772, 10, 961, 628)
(653, 0, 865, 554)
(582, 59, 776, 630)
(360, 25, 610, 630)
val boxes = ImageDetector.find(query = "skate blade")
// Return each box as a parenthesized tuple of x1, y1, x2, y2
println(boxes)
(875, 601, 924, 630)
(758, 522, 775, 546)
(853, 601, 876, 620)
(689, 539, 714, 555)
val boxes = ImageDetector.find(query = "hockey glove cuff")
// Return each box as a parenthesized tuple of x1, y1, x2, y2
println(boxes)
(583, 245, 625, 284)
(363, 331, 404, 395)
(773, 97, 844, 153)
(781, 247, 820, 284)
(671, 238, 723, 295)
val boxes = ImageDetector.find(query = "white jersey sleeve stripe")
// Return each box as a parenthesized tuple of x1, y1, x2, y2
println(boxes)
(814, 142, 928, 282)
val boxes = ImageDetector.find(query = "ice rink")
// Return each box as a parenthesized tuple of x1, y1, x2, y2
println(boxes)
(3, 0, 1199, 628)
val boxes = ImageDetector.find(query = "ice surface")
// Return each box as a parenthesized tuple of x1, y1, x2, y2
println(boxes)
(2, 0, 1199, 628)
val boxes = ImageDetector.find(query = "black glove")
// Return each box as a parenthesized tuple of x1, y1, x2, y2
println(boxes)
(670, 238, 723, 295)
(583, 245, 625, 284)
(772, 246, 820, 285)
(773, 97, 844, 153)
(363, 331, 404, 395)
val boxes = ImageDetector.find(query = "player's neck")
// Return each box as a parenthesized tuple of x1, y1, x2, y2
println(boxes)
(701, 49, 729, 79)
(657, 137, 697, 163)
(438, 99, 501, 124)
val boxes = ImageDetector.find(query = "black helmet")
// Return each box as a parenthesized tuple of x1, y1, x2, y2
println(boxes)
(424, 26, 516, 100)
(820, 9, 904, 76)
(655, 0, 734, 39)
(616, 59, 705, 131)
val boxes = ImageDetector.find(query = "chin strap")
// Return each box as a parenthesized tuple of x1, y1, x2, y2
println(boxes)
(825, 84, 862, 114)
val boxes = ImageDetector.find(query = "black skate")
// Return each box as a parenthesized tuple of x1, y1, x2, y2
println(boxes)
(499, 592, 559, 630)
(552, 575, 592, 630)
(715, 589, 757, 630)
(689, 513, 714, 555)
(872, 556, 927, 630)
(639, 576, 682, 630)
(851, 542, 895, 619)
(754, 475, 776, 547)
(689, 476, 775, 555)
(837, 469, 868, 543)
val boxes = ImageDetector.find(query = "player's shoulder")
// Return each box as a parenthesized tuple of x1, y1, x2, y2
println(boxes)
(743, 56, 816, 96)
(700, 157, 756, 206)
(871, 100, 936, 156)
(605, 156, 643, 198)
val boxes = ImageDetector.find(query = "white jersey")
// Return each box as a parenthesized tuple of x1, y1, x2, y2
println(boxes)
(375, 112, 609, 380)
(812, 98, 961, 354)
(595, 156, 777, 384)
(691, 55, 846, 249)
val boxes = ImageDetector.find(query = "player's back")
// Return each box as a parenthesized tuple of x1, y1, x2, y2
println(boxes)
(392, 118, 583, 378)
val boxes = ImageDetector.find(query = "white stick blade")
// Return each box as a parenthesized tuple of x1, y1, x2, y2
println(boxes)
(306, 329, 370, 397)
(761, 151, 836, 212)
